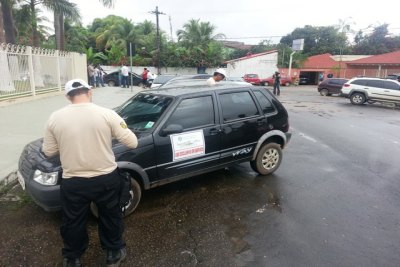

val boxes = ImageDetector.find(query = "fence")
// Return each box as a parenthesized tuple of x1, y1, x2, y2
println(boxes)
(0, 43, 86, 100)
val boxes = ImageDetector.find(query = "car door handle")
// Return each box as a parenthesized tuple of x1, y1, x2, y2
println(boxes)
(209, 128, 221, 135)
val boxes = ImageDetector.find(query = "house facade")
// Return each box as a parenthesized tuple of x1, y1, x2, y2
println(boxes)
(225, 50, 279, 78)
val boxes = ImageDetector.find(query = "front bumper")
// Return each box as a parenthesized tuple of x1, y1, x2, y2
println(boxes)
(23, 174, 61, 212)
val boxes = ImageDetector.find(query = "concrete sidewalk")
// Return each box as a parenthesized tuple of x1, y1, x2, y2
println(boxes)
(0, 86, 142, 185)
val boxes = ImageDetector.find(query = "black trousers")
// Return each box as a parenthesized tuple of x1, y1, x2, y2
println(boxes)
(273, 83, 280, 95)
(60, 169, 125, 259)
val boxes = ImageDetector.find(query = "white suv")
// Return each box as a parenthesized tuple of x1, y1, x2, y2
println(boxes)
(341, 77, 400, 105)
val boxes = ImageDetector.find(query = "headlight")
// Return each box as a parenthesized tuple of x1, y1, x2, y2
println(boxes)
(33, 170, 58, 186)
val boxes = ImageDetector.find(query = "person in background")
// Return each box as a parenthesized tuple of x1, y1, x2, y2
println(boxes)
(273, 71, 281, 96)
(207, 68, 226, 85)
(146, 70, 153, 88)
(95, 65, 105, 87)
(87, 64, 95, 87)
(42, 79, 138, 267)
(141, 68, 148, 88)
(120, 65, 129, 88)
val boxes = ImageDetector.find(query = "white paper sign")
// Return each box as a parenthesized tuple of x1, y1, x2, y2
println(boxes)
(170, 130, 205, 161)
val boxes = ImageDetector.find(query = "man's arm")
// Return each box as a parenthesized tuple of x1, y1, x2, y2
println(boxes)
(110, 111, 138, 149)
(42, 121, 59, 157)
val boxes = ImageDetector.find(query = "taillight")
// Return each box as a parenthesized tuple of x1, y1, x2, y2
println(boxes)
(343, 84, 350, 87)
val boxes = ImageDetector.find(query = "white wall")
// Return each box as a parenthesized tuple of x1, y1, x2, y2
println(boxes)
(101, 66, 216, 76)
(226, 52, 278, 78)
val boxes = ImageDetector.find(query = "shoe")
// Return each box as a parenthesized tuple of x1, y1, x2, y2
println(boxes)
(106, 247, 126, 267)
(63, 258, 82, 267)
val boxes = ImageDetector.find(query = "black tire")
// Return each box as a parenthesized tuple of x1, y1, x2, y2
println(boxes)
(350, 92, 366, 105)
(138, 82, 144, 88)
(108, 80, 116, 87)
(265, 82, 270, 86)
(320, 88, 329, 96)
(250, 143, 282, 175)
(261, 82, 266, 86)
(284, 82, 290, 86)
(90, 172, 142, 218)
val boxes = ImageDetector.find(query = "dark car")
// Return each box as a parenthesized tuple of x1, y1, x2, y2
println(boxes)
(318, 78, 349, 96)
(17, 82, 291, 217)
(150, 74, 178, 89)
(103, 71, 143, 87)
(161, 74, 212, 88)
(386, 73, 400, 81)
(299, 77, 309, 85)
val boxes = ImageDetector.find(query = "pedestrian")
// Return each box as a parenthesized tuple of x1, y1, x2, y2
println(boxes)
(42, 79, 138, 267)
(96, 65, 106, 87)
(141, 68, 148, 88)
(273, 71, 281, 96)
(87, 64, 95, 87)
(207, 68, 226, 85)
(146, 70, 153, 88)
(121, 64, 129, 88)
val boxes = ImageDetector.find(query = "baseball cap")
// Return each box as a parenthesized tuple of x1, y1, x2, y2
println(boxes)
(64, 79, 92, 95)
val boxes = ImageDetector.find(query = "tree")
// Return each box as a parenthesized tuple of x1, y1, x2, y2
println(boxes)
(353, 24, 400, 55)
(0, 0, 16, 43)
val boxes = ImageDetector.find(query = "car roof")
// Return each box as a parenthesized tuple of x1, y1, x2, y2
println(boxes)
(143, 80, 251, 97)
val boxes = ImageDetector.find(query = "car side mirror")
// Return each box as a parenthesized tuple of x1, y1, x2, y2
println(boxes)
(160, 124, 183, 136)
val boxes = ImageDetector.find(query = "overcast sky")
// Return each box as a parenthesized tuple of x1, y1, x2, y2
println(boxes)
(69, 0, 400, 45)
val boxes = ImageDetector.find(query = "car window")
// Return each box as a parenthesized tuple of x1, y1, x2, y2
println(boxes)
(366, 80, 384, 88)
(166, 96, 215, 130)
(117, 94, 173, 131)
(383, 81, 400, 90)
(253, 90, 275, 114)
(219, 91, 259, 121)
(351, 79, 368, 86)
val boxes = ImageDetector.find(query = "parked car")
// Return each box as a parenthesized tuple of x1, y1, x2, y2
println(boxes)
(263, 76, 292, 86)
(17, 82, 291, 217)
(341, 77, 400, 105)
(317, 78, 349, 96)
(103, 71, 142, 87)
(299, 77, 309, 85)
(386, 73, 400, 81)
(243, 74, 266, 86)
(225, 77, 252, 85)
(159, 74, 212, 88)
(150, 74, 178, 89)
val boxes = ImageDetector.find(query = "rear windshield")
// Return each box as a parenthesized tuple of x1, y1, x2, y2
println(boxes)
(153, 75, 176, 84)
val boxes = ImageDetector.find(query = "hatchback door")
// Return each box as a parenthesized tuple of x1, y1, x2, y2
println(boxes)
(153, 94, 221, 182)
(217, 90, 265, 164)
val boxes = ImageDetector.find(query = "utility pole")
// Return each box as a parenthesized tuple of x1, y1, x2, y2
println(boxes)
(149, 6, 165, 75)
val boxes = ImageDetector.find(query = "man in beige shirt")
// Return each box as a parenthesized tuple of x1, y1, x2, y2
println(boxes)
(42, 79, 137, 267)
(206, 68, 226, 85)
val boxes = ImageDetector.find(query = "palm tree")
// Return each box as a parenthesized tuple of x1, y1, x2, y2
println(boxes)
(0, 0, 16, 43)
(177, 19, 224, 48)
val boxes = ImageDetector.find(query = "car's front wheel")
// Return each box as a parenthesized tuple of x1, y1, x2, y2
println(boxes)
(107, 80, 116, 87)
(265, 82, 270, 86)
(90, 171, 142, 218)
(350, 92, 366, 105)
(284, 82, 290, 86)
(250, 143, 282, 175)
(320, 88, 329, 96)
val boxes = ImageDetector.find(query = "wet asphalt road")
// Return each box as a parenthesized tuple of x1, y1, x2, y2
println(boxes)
(1, 85, 400, 267)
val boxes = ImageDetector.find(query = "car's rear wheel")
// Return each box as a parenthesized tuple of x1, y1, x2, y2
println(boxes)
(320, 88, 329, 96)
(250, 143, 282, 175)
(350, 92, 366, 105)
(108, 80, 116, 87)
(90, 172, 142, 218)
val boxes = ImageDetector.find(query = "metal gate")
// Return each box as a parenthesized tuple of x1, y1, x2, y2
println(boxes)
(0, 43, 74, 100)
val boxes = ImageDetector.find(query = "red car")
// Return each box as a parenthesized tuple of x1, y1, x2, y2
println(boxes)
(243, 74, 265, 85)
(263, 76, 292, 86)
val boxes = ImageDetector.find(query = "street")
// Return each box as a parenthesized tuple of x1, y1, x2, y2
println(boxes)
(1, 85, 400, 267)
